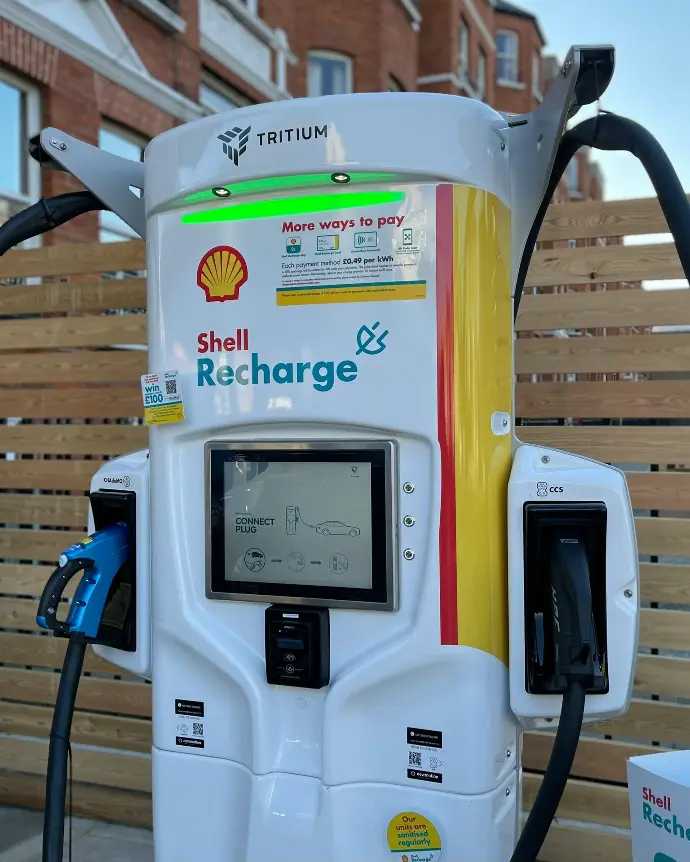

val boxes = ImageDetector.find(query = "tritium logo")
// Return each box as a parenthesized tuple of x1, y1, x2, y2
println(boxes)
(218, 126, 251, 166)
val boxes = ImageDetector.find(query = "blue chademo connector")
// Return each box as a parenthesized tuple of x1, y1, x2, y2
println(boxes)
(37, 522, 130, 639)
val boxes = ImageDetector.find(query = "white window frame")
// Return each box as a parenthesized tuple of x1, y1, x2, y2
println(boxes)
(496, 29, 519, 84)
(307, 50, 353, 97)
(0, 68, 42, 250)
(476, 47, 486, 101)
(532, 51, 543, 100)
(199, 72, 252, 112)
(567, 159, 580, 195)
(458, 18, 470, 79)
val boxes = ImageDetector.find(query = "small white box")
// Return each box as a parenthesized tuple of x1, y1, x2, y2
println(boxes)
(628, 750, 690, 862)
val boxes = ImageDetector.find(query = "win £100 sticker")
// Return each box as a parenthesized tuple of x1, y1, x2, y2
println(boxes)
(387, 812, 442, 862)
(141, 370, 185, 426)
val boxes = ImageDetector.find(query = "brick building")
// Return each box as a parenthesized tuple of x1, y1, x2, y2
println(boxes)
(0, 0, 602, 247)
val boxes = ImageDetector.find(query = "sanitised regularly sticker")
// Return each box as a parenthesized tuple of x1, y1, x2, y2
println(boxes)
(387, 811, 442, 861)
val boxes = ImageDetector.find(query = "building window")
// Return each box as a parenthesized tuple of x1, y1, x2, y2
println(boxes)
(388, 75, 405, 92)
(308, 51, 353, 97)
(497, 30, 519, 82)
(532, 52, 542, 99)
(567, 158, 579, 194)
(0, 71, 40, 226)
(458, 18, 470, 78)
(476, 47, 486, 101)
(98, 125, 145, 244)
(200, 73, 252, 113)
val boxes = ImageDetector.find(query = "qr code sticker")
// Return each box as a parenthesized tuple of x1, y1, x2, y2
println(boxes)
(192, 722, 204, 737)
(408, 751, 422, 766)
(166, 379, 177, 395)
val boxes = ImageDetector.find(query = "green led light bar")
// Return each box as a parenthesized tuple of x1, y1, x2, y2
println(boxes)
(181, 190, 406, 224)
(181, 172, 400, 204)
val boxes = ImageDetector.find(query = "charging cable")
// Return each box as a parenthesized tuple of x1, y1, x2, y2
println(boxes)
(510, 532, 595, 862)
(36, 523, 130, 862)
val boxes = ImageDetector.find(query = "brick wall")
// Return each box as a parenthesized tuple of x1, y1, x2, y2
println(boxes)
(493, 8, 543, 115)
(417, 0, 459, 95)
(261, 0, 417, 96)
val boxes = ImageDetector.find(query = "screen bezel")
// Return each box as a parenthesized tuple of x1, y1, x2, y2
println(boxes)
(205, 440, 398, 610)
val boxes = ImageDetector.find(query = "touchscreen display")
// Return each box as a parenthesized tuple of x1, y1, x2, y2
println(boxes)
(223, 460, 373, 590)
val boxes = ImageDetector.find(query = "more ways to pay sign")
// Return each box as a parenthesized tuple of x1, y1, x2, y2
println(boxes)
(277, 208, 426, 306)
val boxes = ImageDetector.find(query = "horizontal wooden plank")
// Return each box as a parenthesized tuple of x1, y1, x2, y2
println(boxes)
(0, 563, 53, 594)
(0, 278, 146, 317)
(0, 314, 146, 351)
(0, 424, 147, 456)
(0, 735, 151, 793)
(516, 333, 690, 375)
(627, 471, 690, 511)
(597, 698, 690, 747)
(635, 517, 690, 557)
(526, 242, 682, 288)
(0, 493, 88, 528)
(0, 388, 141, 420)
(0, 350, 147, 385)
(539, 822, 630, 862)
(0, 631, 125, 675)
(0, 700, 150, 752)
(0, 240, 146, 280)
(0, 460, 99, 491)
(0, 770, 152, 828)
(523, 733, 658, 784)
(516, 286, 690, 333)
(537, 195, 687, 242)
(517, 381, 690, 419)
(640, 562, 690, 605)
(0, 596, 45, 629)
(634, 654, 690, 699)
(0, 529, 83, 565)
(523, 774, 630, 829)
(0, 666, 150, 716)
(640, 608, 690, 651)
(517, 426, 690, 465)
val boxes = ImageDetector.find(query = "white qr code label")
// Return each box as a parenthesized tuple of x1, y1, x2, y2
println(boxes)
(174, 698, 205, 749)
(406, 726, 443, 784)
(141, 370, 185, 426)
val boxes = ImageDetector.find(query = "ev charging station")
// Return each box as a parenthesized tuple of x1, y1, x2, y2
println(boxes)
(4, 42, 690, 862)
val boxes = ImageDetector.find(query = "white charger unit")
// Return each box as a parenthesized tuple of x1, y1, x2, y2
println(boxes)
(508, 443, 639, 729)
(88, 449, 152, 679)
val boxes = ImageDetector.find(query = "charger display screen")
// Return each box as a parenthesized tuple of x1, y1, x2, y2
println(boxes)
(223, 459, 372, 590)
(206, 443, 395, 608)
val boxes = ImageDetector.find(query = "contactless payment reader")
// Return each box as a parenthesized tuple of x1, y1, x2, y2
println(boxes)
(15, 42, 690, 862)
(265, 605, 330, 688)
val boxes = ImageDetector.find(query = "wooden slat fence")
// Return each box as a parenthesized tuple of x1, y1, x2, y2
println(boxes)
(0, 193, 687, 860)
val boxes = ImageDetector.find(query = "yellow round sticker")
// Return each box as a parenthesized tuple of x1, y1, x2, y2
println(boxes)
(387, 812, 442, 861)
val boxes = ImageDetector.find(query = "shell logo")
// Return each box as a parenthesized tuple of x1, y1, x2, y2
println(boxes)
(197, 246, 248, 303)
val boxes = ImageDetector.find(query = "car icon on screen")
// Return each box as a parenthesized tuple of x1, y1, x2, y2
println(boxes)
(316, 520, 360, 537)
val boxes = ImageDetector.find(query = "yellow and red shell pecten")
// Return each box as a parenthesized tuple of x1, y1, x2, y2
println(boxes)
(197, 246, 248, 302)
